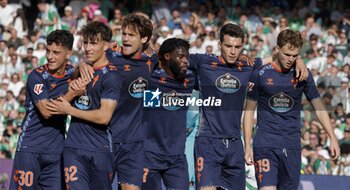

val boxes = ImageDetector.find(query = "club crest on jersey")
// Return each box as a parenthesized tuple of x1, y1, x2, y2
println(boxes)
(129, 77, 148, 98)
(74, 94, 92, 110)
(215, 73, 241, 93)
(34, 84, 43, 95)
(268, 92, 294, 113)
(161, 90, 183, 111)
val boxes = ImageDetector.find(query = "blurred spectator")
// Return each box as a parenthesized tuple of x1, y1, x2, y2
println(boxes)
(335, 31, 349, 57)
(189, 36, 205, 54)
(6, 54, 23, 78)
(151, 0, 172, 24)
(76, 7, 90, 34)
(335, 103, 347, 124)
(0, 0, 15, 29)
(340, 128, 350, 145)
(109, 8, 123, 45)
(303, 15, 322, 39)
(179, 2, 191, 24)
(156, 26, 173, 46)
(92, 9, 107, 25)
(68, 0, 87, 18)
(15, 35, 32, 59)
(314, 149, 332, 175)
(202, 31, 219, 55)
(1, 90, 19, 120)
(61, 6, 77, 33)
(8, 73, 23, 97)
(35, 0, 60, 37)
(6, 28, 22, 49)
(10, 8, 28, 39)
(33, 40, 46, 66)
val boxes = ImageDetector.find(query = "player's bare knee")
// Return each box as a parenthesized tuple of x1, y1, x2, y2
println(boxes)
(259, 185, 277, 190)
(121, 183, 141, 190)
(199, 186, 216, 190)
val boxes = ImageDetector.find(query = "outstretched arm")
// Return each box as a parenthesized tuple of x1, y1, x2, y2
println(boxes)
(311, 98, 340, 160)
(243, 99, 257, 165)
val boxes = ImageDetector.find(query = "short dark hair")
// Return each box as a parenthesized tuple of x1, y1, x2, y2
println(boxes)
(81, 21, 112, 42)
(277, 29, 303, 49)
(219, 23, 244, 43)
(46, 30, 74, 50)
(158, 38, 190, 63)
(122, 14, 153, 45)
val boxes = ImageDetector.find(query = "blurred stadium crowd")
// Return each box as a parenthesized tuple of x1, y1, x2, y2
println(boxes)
(0, 0, 349, 177)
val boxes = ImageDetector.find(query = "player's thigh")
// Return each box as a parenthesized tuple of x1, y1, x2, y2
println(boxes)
(194, 137, 223, 188)
(253, 147, 279, 189)
(10, 152, 40, 190)
(38, 154, 63, 190)
(278, 149, 301, 190)
(221, 139, 245, 190)
(162, 155, 189, 190)
(90, 151, 114, 190)
(141, 168, 162, 190)
(115, 141, 144, 188)
(63, 148, 89, 190)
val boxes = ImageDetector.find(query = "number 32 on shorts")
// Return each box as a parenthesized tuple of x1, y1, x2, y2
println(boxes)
(64, 165, 78, 183)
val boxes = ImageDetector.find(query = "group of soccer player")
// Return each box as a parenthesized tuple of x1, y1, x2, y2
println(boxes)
(9, 13, 340, 190)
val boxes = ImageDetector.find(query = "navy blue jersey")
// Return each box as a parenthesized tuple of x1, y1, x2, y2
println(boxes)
(189, 54, 262, 138)
(247, 64, 320, 149)
(65, 64, 123, 152)
(17, 64, 75, 154)
(106, 49, 157, 143)
(143, 68, 197, 155)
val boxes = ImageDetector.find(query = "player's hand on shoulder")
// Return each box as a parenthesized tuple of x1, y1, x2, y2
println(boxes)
(295, 58, 308, 81)
(109, 41, 121, 52)
(78, 58, 94, 81)
(69, 78, 89, 97)
(238, 54, 255, 66)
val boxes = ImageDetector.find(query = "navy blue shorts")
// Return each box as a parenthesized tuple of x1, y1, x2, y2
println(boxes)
(253, 147, 301, 190)
(63, 147, 114, 190)
(142, 151, 189, 190)
(113, 141, 144, 187)
(9, 151, 63, 190)
(194, 137, 245, 190)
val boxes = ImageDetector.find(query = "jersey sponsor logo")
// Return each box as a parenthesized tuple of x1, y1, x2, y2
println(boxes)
(144, 88, 161, 107)
(161, 90, 183, 111)
(268, 92, 294, 113)
(129, 77, 148, 98)
(33, 84, 43, 95)
(215, 73, 241, 93)
(74, 93, 92, 110)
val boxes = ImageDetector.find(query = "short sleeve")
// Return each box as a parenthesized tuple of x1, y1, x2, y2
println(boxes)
(303, 69, 320, 101)
(26, 71, 48, 102)
(189, 54, 202, 72)
(101, 71, 123, 101)
(253, 58, 263, 69)
(246, 69, 260, 102)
